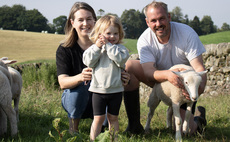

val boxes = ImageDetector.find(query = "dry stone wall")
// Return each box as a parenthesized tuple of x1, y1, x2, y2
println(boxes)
(12, 43, 230, 100)
(129, 42, 230, 101)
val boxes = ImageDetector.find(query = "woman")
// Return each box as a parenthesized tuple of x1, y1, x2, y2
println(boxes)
(56, 2, 130, 134)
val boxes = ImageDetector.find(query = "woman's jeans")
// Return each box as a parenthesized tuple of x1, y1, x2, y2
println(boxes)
(61, 82, 93, 119)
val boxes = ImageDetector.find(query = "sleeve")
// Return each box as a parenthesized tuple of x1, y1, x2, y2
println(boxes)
(185, 31, 206, 61)
(56, 45, 72, 76)
(105, 43, 129, 69)
(137, 32, 157, 64)
(82, 44, 102, 68)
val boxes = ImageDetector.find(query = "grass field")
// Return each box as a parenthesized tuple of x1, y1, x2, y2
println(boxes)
(199, 31, 230, 45)
(0, 30, 64, 63)
(1, 30, 229, 63)
(0, 30, 230, 141)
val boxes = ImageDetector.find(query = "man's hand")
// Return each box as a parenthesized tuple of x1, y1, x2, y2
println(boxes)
(168, 68, 191, 101)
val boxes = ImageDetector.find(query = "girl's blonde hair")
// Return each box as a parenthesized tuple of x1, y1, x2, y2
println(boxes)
(62, 2, 97, 47)
(89, 15, 125, 44)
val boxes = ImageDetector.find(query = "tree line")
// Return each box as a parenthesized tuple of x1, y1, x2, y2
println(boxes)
(1, 4, 230, 39)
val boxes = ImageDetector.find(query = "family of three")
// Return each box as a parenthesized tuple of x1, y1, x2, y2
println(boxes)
(56, 1, 207, 141)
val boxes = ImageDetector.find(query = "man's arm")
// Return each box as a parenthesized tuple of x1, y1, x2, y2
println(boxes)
(190, 55, 207, 95)
(141, 62, 184, 88)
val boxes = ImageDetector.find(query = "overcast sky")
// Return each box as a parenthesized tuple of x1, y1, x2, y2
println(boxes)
(0, 0, 229, 28)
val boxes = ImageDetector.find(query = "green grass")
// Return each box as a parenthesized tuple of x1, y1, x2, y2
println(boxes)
(2, 79, 229, 141)
(199, 31, 230, 45)
(123, 38, 138, 54)
(0, 30, 230, 141)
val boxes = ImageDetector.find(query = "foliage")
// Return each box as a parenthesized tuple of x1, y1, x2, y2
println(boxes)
(97, 9, 105, 17)
(189, 16, 203, 36)
(0, 4, 48, 32)
(220, 23, 230, 31)
(49, 118, 78, 142)
(170, 6, 184, 23)
(53, 16, 67, 34)
(121, 9, 147, 39)
(1, 4, 229, 37)
(25, 9, 48, 32)
(21, 62, 59, 89)
(200, 15, 216, 35)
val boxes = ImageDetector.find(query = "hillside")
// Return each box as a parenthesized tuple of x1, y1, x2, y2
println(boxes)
(1, 30, 229, 63)
(0, 30, 64, 63)
(199, 31, 230, 45)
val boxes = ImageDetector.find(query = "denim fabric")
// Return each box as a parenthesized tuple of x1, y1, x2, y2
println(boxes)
(61, 82, 93, 119)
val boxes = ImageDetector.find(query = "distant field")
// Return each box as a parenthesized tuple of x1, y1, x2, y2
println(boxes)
(1, 30, 229, 63)
(0, 30, 64, 63)
(199, 31, 230, 45)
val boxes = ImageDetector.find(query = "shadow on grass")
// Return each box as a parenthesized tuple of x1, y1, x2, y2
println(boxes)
(0, 112, 68, 141)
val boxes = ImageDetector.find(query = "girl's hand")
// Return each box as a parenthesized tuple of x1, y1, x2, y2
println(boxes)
(95, 34, 107, 48)
(95, 38, 104, 48)
(100, 34, 109, 44)
(121, 71, 130, 86)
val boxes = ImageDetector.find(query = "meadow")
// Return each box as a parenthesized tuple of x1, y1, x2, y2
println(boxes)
(0, 30, 230, 142)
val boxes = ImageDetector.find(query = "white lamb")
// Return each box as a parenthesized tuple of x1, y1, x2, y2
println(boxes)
(0, 60, 18, 136)
(0, 57, 22, 122)
(144, 64, 207, 142)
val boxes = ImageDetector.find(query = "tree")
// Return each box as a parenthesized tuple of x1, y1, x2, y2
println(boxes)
(121, 9, 147, 39)
(97, 9, 105, 19)
(0, 5, 26, 30)
(170, 6, 183, 23)
(0, 5, 48, 32)
(200, 15, 216, 35)
(53, 15, 67, 34)
(25, 9, 48, 32)
(0, 5, 12, 29)
(189, 16, 202, 35)
(182, 14, 189, 25)
(221, 23, 230, 31)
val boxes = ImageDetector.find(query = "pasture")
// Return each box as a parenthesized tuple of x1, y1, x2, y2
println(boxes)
(0, 30, 230, 141)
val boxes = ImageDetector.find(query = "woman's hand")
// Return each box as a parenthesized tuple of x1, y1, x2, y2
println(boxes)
(81, 67, 92, 82)
(121, 71, 130, 86)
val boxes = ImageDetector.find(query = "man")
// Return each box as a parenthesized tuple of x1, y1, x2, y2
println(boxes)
(124, 1, 207, 134)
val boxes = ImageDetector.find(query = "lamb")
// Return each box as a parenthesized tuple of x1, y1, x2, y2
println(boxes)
(0, 60, 18, 136)
(0, 57, 22, 122)
(144, 64, 207, 142)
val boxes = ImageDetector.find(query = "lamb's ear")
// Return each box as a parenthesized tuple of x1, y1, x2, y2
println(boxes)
(197, 70, 207, 76)
(2, 60, 17, 65)
(172, 71, 182, 77)
(0, 57, 8, 61)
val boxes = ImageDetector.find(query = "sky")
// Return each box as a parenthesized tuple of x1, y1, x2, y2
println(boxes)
(0, 0, 229, 28)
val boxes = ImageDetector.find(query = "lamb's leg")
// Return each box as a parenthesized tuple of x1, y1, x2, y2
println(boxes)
(14, 95, 20, 122)
(166, 106, 173, 129)
(2, 104, 18, 137)
(144, 95, 160, 133)
(172, 104, 182, 142)
(182, 102, 193, 134)
(0, 108, 7, 136)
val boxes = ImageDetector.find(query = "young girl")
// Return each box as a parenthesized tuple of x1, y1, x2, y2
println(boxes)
(83, 15, 129, 140)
